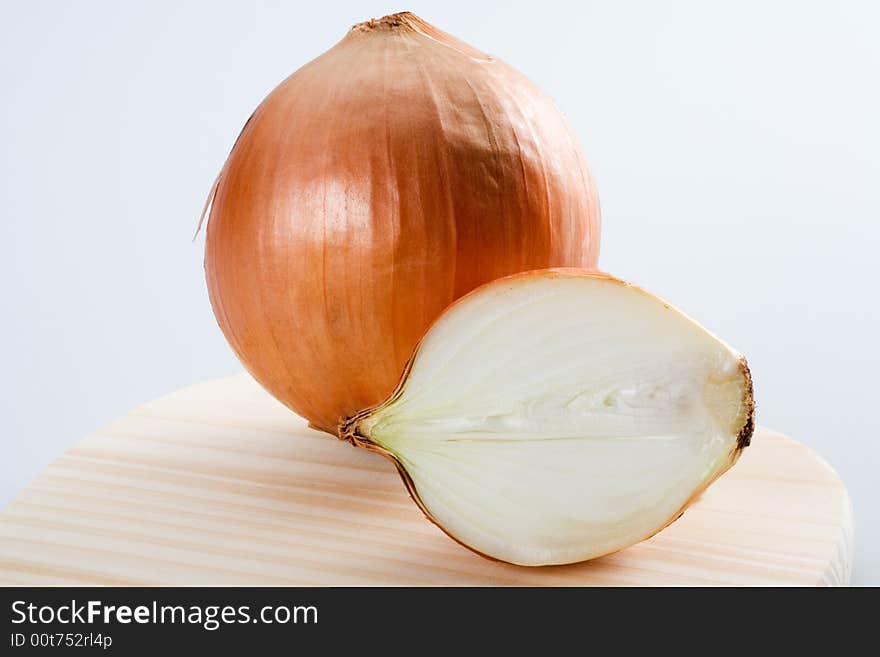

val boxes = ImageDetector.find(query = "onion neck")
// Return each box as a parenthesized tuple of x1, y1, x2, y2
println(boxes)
(348, 11, 492, 61)
(350, 11, 422, 32)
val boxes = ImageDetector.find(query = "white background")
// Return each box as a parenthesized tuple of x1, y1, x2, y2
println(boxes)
(2, 1, 877, 584)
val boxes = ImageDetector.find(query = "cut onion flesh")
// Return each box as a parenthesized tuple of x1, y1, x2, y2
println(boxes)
(340, 269, 754, 566)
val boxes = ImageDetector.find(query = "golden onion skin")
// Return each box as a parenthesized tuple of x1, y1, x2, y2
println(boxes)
(204, 13, 600, 432)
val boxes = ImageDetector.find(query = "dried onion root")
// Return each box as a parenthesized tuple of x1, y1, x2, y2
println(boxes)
(341, 269, 754, 566)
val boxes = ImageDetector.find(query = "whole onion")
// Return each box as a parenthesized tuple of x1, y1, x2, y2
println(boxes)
(204, 12, 601, 433)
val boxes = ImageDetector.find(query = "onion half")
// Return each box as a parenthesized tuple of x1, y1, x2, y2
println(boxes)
(204, 12, 600, 432)
(341, 269, 754, 566)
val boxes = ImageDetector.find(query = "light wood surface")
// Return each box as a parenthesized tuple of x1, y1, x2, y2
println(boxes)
(0, 374, 853, 586)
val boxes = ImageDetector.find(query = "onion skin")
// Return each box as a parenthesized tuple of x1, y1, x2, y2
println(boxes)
(204, 12, 601, 433)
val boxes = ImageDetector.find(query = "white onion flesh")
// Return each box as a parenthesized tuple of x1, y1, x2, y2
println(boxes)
(342, 270, 754, 566)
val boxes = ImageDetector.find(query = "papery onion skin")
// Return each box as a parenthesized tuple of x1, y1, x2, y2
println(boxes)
(204, 12, 601, 433)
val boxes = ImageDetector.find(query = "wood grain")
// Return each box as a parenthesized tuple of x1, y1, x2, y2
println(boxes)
(0, 374, 853, 586)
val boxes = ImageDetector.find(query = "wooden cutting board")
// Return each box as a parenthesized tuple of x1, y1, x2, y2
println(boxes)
(0, 374, 853, 586)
